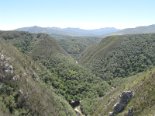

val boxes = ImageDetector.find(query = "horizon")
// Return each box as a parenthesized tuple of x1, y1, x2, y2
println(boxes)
(1, 24, 155, 31)
(0, 0, 155, 30)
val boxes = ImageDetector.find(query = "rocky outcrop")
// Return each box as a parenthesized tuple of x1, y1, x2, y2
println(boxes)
(0, 53, 15, 82)
(69, 100, 80, 108)
(109, 91, 134, 116)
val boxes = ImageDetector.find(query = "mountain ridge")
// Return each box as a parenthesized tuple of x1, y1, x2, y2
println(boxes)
(16, 24, 155, 37)
(16, 26, 119, 36)
(112, 24, 155, 35)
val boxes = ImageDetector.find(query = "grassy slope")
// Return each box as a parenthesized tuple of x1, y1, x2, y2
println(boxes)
(0, 40, 76, 116)
(30, 35, 68, 60)
(80, 36, 120, 64)
(93, 67, 155, 116)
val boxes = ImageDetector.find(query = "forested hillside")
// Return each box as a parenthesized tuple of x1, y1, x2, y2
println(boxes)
(93, 67, 155, 116)
(0, 39, 76, 116)
(1, 0, 155, 115)
(79, 33, 155, 115)
(0, 31, 110, 115)
(56, 35, 100, 59)
(1, 31, 155, 116)
(80, 34, 155, 80)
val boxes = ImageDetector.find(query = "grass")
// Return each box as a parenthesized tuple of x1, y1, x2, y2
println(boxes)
(93, 67, 155, 116)
(0, 39, 76, 116)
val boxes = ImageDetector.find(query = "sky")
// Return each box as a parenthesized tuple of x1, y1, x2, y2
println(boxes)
(0, 0, 155, 30)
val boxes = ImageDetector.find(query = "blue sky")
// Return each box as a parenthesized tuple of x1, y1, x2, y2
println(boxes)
(0, 0, 155, 30)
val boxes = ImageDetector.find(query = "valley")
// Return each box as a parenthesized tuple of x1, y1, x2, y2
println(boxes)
(0, 24, 155, 116)
(1, 0, 155, 115)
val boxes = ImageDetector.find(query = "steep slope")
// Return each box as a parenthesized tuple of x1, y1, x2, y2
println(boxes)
(16, 26, 119, 36)
(29, 34, 68, 60)
(93, 68, 155, 116)
(80, 34, 155, 80)
(0, 40, 76, 116)
(0, 31, 110, 115)
(24, 34, 110, 101)
(0, 31, 100, 60)
(0, 31, 67, 55)
(57, 35, 100, 59)
(113, 24, 155, 35)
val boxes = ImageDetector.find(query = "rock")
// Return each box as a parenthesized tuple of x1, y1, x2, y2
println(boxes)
(0, 53, 14, 74)
(4, 64, 13, 74)
(110, 91, 134, 115)
(127, 108, 134, 116)
(19, 89, 24, 94)
(76, 61, 78, 64)
(113, 102, 125, 113)
(109, 112, 114, 116)
(8, 65, 13, 70)
(119, 91, 133, 104)
(12, 75, 20, 81)
(4, 63, 9, 67)
(0, 54, 5, 60)
(69, 100, 80, 108)
(74, 106, 84, 116)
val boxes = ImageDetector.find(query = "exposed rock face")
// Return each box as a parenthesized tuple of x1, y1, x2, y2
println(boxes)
(0, 53, 14, 81)
(109, 91, 134, 116)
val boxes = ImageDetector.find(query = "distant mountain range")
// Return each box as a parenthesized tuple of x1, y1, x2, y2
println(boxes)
(113, 24, 155, 35)
(16, 26, 119, 36)
(16, 24, 155, 37)
(1, 26, 155, 115)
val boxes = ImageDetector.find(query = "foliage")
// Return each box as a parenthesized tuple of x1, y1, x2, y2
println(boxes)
(80, 34, 155, 80)
(1, 31, 155, 116)
(39, 54, 110, 101)
(57, 35, 100, 59)
(0, 31, 109, 115)
(0, 39, 76, 116)
(93, 68, 155, 116)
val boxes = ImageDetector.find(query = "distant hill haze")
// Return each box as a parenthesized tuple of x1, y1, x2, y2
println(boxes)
(16, 24, 155, 37)
(16, 26, 119, 36)
(112, 24, 155, 35)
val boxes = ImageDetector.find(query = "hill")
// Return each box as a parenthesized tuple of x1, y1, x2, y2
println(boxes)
(2, 31, 155, 116)
(113, 24, 155, 35)
(16, 26, 119, 36)
(0, 31, 67, 55)
(80, 34, 155, 80)
(0, 31, 110, 115)
(0, 39, 76, 116)
(15, 27, 116, 60)
(56, 35, 100, 59)
(93, 67, 155, 116)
